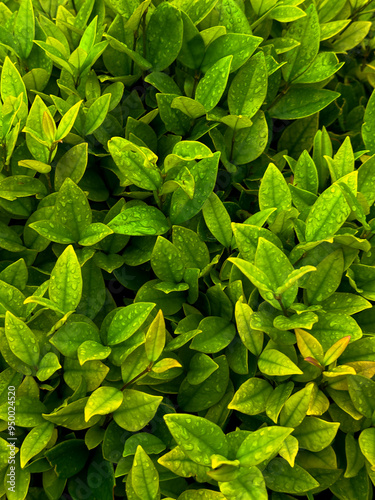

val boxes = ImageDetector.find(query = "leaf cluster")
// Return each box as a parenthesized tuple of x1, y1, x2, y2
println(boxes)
(0, 0, 374, 499)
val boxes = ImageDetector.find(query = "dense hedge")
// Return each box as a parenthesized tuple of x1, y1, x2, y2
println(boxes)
(0, 0, 375, 499)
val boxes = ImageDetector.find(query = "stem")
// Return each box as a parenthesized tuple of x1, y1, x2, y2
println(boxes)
(47, 147, 54, 165)
(120, 363, 153, 391)
(267, 83, 291, 111)
(192, 71, 201, 98)
(275, 295, 289, 317)
(130, 31, 137, 75)
(153, 190, 162, 209)
(142, 10, 147, 59)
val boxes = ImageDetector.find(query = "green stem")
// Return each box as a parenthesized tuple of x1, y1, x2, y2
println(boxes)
(120, 363, 153, 392)
(275, 295, 289, 317)
(192, 71, 201, 98)
(267, 83, 291, 111)
(142, 9, 147, 59)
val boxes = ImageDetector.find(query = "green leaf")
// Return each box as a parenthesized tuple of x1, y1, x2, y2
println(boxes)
(236, 426, 293, 466)
(190, 316, 236, 353)
(186, 353, 218, 385)
(279, 384, 314, 428)
(255, 237, 296, 308)
(109, 205, 170, 236)
(345, 433, 365, 478)
(108, 136, 162, 191)
(163, 413, 228, 467)
(201, 33, 262, 73)
(348, 375, 375, 418)
(104, 34, 152, 71)
(14, 0, 34, 59)
(0, 279, 26, 317)
(45, 440, 89, 479)
(293, 150, 319, 194)
(274, 311, 318, 331)
(20, 422, 54, 468)
(50, 321, 100, 358)
(5, 312, 39, 367)
(172, 225, 210, 270)
(18, 159, 51, 174)
(107, 303, 155, 345)
(263, 458, 319, 493)
(319, 293, 372, 316)
(145, 309, 165, 362)
(0, 396, 46, 427)
(170, 153, 220, 224)
(77, 340, 111, 365)
(232, 223, 283, 262)
(258, 349, 303, 376)
(295, 328, 324, 365)
(85, 386, 123, 421)
(151, 236, 184, 282)
(123, 433, 166, 458)
(269, 88, 340, 120)
(202, 192, 232, 247)
(276, 266, 316, 295)
(228, 257, 273, 292)
(279, 435, 299, 467)
(0, 175, 47, 201)
(146, 2, 183, 71)
(327, 136, 355, 182)
(113, 389, 163, 431)
(293, 417, 340, 452)
(43, 397, 101, 430)
(174, 0, 219, 25)
(219, 466, 267, 500)
(178, 354, 229, 412)
(305, 183, 350, 242)
(294, 52, 343, 84)
(54, 178, 91, 240)
(228, 377, 273, 415)
(359, 428, 375, 469)
(270, 5, 306, 22)
(49, 245, 83, 314)
(56, 100, 82, 141)
(132, 446, 159, 500)
(228, 51, 267, 119)
(323, 336, 351, 366)
(36, 352, 61, 381)
(158, 445, 210, 482)
(362, 90, 375, 156)
(333, 21, 372, 52)
(78, 223, 113, 246)
(235, 300, 263, 356)
(259, 163, 292, 222)
(195, 56, 232, 112)
(216, 0, 251, 35)
(347, 264, 375, 301)
(84, 93, 111, 135)
(306, 249, 344, 304)
(6, 456, 30, 500)
(178, 11, 205, 70)
(157, 93, 191, 135)
(266, 382, 294, 423)
(54, 142, 88, 190)
(1, 57, 27, 103)
(281, 4, 320, 82)
(310, 312, 362, 350)
(171, 96, 206, 119)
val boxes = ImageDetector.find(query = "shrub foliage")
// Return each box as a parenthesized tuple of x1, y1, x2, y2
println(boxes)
(0, 0, 375, 499)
